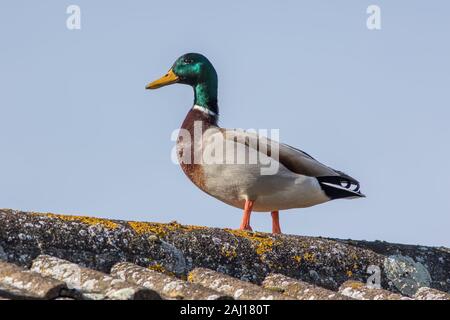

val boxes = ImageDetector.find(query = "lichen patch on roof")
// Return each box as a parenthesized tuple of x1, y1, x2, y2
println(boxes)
(128, 220, 207, 237)
(224, 229, 277, 256)
(31, 212, 119, 229)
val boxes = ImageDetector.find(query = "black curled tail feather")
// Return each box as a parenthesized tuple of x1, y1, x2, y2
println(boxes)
(317, 175, 365, 200)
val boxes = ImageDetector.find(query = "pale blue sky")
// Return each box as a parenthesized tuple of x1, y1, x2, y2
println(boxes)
(1, 1, 449, 246)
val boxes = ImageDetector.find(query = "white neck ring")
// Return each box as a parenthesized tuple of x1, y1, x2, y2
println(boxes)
(193, 104, 217, 117)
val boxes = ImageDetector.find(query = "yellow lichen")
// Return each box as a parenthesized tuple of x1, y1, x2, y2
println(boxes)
(346, 270, 353, 277)
(128, 221, 207, 237)
(148, 263, 176, 277)
(349, 281, 364, 289)
(185, 225, 208, 231)
(225, 229, 275, 256)
(303, 252, 315, 262)
(148, 263, 166, 273)
(129, 221, 168, 237)
(293, 255, 302, 263)
(187, 272, 195, 283)
(33, 212, 119, 229)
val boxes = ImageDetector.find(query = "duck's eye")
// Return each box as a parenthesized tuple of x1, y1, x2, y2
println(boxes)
(183, 58, 193, 64)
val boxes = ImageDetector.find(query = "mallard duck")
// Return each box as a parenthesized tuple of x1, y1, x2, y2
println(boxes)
(146, 53, 364, 234)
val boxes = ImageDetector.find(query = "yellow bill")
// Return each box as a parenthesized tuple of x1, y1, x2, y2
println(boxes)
(146, 69, 179, 89)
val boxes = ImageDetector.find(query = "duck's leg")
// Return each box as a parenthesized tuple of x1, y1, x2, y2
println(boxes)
(239, 200, 254, 231)
(271, 211, 282, 234)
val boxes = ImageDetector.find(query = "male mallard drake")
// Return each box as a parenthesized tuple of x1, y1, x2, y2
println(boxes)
(146, 53, 364, 234)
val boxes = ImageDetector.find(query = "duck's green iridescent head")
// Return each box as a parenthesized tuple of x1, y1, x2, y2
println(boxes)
(146, 53, 217, 89)
(146, 53, 218, 112)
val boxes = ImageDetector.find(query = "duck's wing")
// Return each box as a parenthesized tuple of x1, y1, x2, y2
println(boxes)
(221, 128, 364, 199)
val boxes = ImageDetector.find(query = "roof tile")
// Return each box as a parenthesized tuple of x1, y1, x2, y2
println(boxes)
(111, 262, 232, 300)
(338, 280, 410, 300)
(414, 287, 450, 300)
(0, 260, 67, 300)
(31, 255, 161, 300)
(188, 268, 292, 300)
(263, 273, 350, 300)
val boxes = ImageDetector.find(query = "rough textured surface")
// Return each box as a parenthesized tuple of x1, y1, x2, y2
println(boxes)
(339, 239, 450, 294)
(262, 273, 350, 300)
(189, 268, 291, 300)
(338, 280, 409, 300)
(31, 255, 161, 300)
(0, 209, 449, 299)
(413, 286, 450, 300)
(111, 262, 231, 300)
(0, 260, 67, 299)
